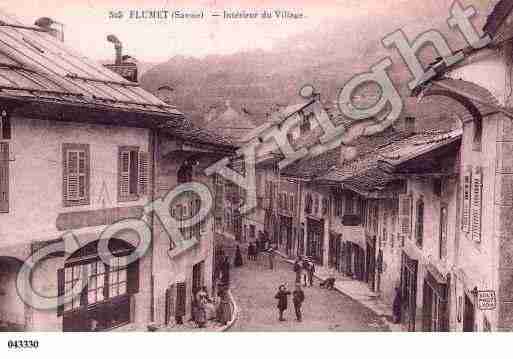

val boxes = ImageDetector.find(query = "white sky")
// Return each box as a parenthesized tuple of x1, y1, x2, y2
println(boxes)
(3, 0, 490, 62)
(3, 0, 350, 62)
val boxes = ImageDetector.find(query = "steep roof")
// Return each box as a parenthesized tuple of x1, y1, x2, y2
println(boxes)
(315, 129, 462, 193)
(205, 101, 255, 141)
(0, 10, 182, 119)
(0, 10, 236, 150)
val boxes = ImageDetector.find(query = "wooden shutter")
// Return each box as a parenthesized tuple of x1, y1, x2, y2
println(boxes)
(57, 268, 65, 316)
(462, 170, 472, 233)
(119, 149, 130, 200)
(63, 144, 89, 206)
(127, 259, 140, 294)
(138, 151, 150, 196)
(0, 142, 8, 212)
(399, 194, 412, 237)
(471, 167, 482, 243)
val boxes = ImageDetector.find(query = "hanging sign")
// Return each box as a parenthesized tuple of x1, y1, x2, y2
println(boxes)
(477, 290, 496, 310)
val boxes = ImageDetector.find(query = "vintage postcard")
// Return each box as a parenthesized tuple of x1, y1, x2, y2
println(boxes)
(0, 0, 510, 348)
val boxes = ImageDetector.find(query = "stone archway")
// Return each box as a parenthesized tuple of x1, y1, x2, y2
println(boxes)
(0, 256, 25, 331)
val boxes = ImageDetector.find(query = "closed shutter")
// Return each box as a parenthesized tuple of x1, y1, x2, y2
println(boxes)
(57, 268, 65, 316)
(119, 149, 130, 199)
(127, 259, 140, 294)
(63, 144, 89, 206)
(462, 170, 472, 233)
(138, 151, 150, 196)
(471, 168, 482, 243)
(399, 194, 412, 237)
(0, 142, 8, 212)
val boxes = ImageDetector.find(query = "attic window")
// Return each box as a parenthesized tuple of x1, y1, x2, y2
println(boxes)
(472, 119, 482, 151)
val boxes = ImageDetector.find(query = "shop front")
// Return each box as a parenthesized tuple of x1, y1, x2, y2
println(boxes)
(400, 252, 418, 332)
(422, 269, 449, 332)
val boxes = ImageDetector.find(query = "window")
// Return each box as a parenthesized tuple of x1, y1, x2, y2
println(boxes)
(433, 178, 442, 197)
(289, 194, 294, 213)
(305, 193, 312, 214)
(118, 146, 150, 202)
(462, 170, 471, 233)
(299, 113, 311, 135)
(345, 193, 354, 215)
(0, 109, 11, 140)
(439, 204, 448, 259)
(415, 198, 424, 247)
(63, 143, 90, 207)
(0, 142, 8, 212)
(471, 168, 482, 243)
(249, 225, 256, 238)
(399, 194, 412, 237)
(334, 195, 343, 217)
(313, 195, 319, 214)
(322, 197, 329, 216)
(58, 239, 139, 331)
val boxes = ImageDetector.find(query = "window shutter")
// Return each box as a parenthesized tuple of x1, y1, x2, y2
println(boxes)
(471, 168, 482, 243)
(127, 259, 140, 295)
(57, 268, 65, 316)
(138, 151, 150, 195)
(67, 151, 79, 201)
(63, 144, 89, 206)
(119, 149, 130, 199)
(399, 194, 412, 237)
(462, 170, 472, 233)
(0, 142, 9, 212)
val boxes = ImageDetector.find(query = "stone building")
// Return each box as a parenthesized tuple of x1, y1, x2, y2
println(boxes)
(0, 10, 235, 331)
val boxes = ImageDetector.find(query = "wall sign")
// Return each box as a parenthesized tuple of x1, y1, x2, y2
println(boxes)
(477, 290, 496, 310)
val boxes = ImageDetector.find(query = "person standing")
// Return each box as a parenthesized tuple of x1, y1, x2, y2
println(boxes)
(234, 245, 243, 267)
(392, 287, 402, 324)
(294, 257, 303, 284)
(292, 283, 305, 322)
(302, 259, 310, 286)
(274, 284, 291, 321)
(268, 246, 275, 270)
(220, 255, 230, 285)
(307, 260, 315, 287)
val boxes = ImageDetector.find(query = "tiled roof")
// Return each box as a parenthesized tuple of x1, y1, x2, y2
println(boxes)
(316, 129, 461, 192)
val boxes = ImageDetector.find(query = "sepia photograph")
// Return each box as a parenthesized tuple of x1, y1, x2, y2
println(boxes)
(0, 1, 512, 352)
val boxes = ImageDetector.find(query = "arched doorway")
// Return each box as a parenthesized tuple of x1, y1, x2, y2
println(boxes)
(59, 239, 139, 332)
(0, 256, 25, 331)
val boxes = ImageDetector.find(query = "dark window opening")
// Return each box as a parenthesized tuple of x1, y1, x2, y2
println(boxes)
(472, 119, 482, 151)
(415, 198, 424, 247)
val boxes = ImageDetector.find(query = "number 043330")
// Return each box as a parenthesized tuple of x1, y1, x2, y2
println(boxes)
(7, 339, 39, 349)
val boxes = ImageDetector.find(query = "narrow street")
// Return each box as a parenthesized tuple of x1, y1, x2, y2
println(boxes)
(229, 254, 389, 331)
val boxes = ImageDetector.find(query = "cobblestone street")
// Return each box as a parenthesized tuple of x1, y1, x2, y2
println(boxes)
(229, 254, 389, 331)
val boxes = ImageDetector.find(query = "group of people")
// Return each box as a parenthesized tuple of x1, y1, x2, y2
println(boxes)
(274, 283, 305, 322)
(293, 256, 315, 287)
(192, 286, 232, 328)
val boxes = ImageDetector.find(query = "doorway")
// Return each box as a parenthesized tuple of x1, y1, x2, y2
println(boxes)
(463, 294, 475, 332)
